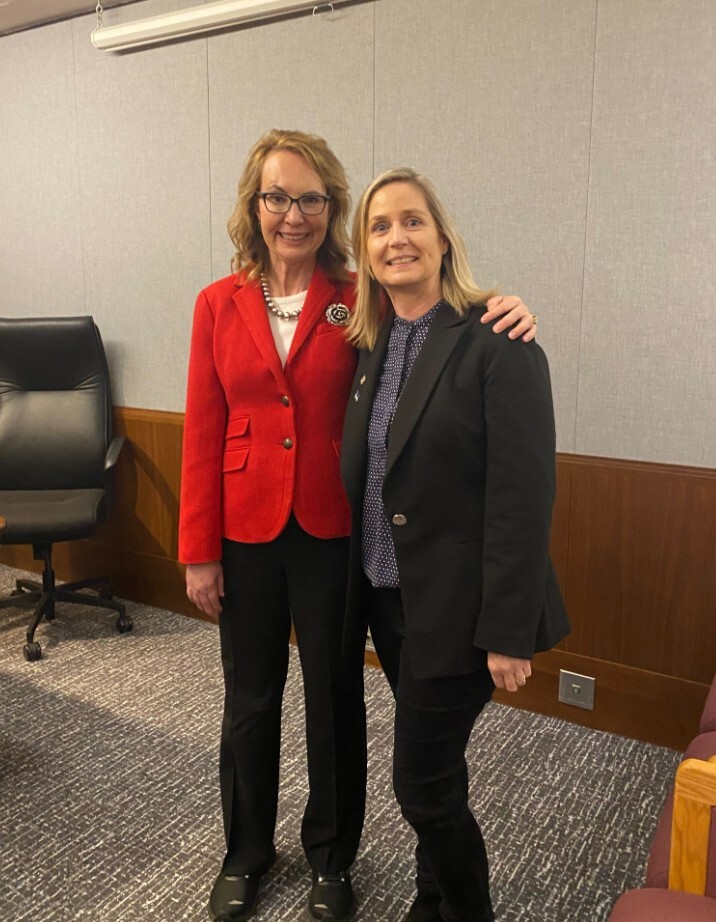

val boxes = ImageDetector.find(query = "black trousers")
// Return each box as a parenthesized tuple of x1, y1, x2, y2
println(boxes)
(367, 587, 495, 922)
(218, 517, 367, 876)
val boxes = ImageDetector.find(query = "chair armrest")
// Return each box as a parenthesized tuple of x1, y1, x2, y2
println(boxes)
(670, 755, 716, 894)
(104, 436, 126, 473)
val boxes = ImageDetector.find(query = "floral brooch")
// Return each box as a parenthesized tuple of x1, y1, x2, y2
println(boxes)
(325, 303, 350, 326)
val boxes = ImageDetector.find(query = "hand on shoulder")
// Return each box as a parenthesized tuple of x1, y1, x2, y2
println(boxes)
(481, 295, 537, 343)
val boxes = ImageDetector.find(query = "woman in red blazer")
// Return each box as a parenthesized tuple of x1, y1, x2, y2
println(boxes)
(179, 130, 537, 922)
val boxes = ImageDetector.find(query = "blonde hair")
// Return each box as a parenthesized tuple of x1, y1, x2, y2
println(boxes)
(347, 167, 497, 349)
(227, 129, 352, 281)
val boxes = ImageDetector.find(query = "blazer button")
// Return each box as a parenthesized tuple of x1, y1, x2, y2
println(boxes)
(282, 438, 294, 449)
(392, 514, 407, 526)
(281, 395, 290, 406)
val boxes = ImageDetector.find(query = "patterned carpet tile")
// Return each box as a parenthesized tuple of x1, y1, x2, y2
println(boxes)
(0, 564, 680, 921)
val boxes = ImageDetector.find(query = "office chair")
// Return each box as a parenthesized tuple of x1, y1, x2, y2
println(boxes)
(0, 316, 133, 661)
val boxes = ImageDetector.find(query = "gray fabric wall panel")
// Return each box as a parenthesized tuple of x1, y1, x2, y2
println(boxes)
(373, 0, 599, 453)
(0, 0, 713, 466)
(578, 0, 716, 466)
(0, 22, 85, 319)
(70, 0, 211, 411)
(207, 3, 375, 281)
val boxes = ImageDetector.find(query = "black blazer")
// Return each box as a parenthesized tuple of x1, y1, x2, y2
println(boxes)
(341, 301, 569, 680)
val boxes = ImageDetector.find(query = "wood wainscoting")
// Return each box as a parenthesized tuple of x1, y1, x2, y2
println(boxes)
(1, 407, 714, 749)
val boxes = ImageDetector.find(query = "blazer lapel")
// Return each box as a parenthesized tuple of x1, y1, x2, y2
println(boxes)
(285, 265, 336, 364)
(232, 278, 286, 388)
(386, 302, 468, 476)
(341, 318, 392, 507)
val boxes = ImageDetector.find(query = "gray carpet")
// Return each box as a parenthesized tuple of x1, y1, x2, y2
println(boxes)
(0, 563, 680, 921)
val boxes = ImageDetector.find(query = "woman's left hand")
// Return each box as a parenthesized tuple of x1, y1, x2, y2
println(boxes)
(482, 295, 537, 342)
(487, 652, 532, 692)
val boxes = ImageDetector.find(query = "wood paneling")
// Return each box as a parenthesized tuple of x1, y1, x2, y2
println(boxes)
(104, 407, 184, 559)
(1, 409, 714, 749)
(559, 456, 716, 684)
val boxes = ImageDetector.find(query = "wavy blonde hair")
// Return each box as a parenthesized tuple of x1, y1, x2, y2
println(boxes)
(227, 129, 352, 282)
(347, 167, 496, 349)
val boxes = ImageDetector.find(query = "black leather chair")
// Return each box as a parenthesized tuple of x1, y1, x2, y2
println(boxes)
(0, 316, 133, 661)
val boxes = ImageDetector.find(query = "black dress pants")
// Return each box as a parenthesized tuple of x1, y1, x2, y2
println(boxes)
(218, 517, 367, 876)
(367, 587, 495, 922)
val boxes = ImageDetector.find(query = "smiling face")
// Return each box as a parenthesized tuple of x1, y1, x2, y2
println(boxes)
(256, 149, 331, 275)
(365, 180, 448, 306)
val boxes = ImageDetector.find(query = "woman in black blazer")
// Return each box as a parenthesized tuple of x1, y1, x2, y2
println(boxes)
(341, 168, 570, 922)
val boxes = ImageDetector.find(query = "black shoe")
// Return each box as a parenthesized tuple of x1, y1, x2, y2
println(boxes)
(208, 871, 261, 920)
(307, 870, 354, 920)
(404, 891, 442, 922)
(208, 848, 276, 921)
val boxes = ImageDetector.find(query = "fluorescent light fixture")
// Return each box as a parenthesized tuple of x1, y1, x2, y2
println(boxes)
(91, 0, 327, 52)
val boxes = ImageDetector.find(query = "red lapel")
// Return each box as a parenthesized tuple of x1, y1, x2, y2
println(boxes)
(231, 265, 341, 379)
(231, 274, 286, 388)
(286, 265, 338, 365)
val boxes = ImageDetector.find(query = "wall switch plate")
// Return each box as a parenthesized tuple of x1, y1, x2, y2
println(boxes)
(558, 670, 596, 711)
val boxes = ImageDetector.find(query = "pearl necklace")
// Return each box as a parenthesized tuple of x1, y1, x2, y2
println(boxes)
(260, 273, 303, 322)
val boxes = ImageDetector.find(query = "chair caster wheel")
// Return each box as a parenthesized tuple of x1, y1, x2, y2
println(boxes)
(23, 641, 42, 662)
(116, 614, 133, 634)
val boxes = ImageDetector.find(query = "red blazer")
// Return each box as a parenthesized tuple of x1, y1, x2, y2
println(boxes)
(179, 265, 357, 564)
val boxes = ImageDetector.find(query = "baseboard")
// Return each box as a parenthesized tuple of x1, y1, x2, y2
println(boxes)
(491, 649, 709, 751)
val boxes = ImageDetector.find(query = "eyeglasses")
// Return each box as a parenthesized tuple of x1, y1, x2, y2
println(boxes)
(257, 191, 331, 215)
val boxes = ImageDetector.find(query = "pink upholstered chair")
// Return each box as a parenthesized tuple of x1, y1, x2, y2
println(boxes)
(700, 681, 716, 735)
(608, 889, 716, 921)
(646, 733, 716, 896)
(608, 675, 716, 921)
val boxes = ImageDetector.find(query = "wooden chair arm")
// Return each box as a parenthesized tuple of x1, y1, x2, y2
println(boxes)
(0, 515, 6, 533)
(669, 755, 716, 894)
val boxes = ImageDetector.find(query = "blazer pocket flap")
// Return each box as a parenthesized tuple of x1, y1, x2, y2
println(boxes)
(223, 447, 249, 472)
(226, 415, 250, 439)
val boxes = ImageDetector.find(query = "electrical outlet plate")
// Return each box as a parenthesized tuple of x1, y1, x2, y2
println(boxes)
(558, 669, 596, 711)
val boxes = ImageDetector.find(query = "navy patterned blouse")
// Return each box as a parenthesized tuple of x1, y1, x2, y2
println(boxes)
(362, 301, 442, 588)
